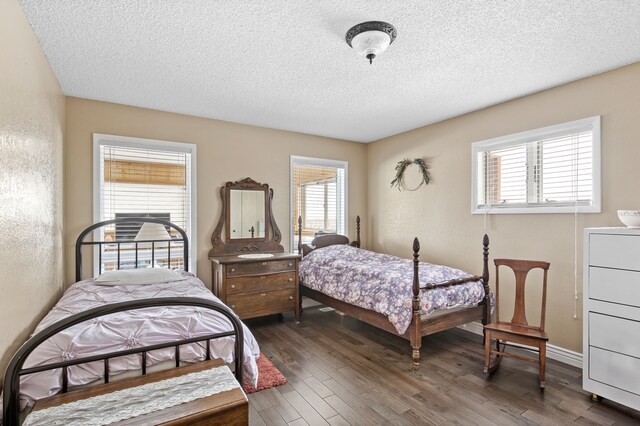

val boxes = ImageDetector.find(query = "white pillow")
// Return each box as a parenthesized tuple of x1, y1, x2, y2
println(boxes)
(94, 268, 187, 285)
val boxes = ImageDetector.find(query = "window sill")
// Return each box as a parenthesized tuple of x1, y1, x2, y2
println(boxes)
(472, 205, 601, 215)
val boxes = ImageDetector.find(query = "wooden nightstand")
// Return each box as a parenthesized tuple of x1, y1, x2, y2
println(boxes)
(210, 253, 300, 321)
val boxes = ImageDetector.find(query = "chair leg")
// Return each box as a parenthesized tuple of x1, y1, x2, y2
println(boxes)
(539, 342, 546, 389)
(484, 332, 502, 376)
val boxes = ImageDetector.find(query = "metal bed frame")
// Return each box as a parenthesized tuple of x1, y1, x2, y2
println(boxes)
(3, 218, 243, 426)
(75, 217, 189, 281)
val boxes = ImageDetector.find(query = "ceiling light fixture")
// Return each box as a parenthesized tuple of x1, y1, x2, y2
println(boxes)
(346, 21, 397, 64)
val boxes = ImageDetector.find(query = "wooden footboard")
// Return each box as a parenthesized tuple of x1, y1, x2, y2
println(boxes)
(409, 235, 490, 370)
(2, 297, 244, 426)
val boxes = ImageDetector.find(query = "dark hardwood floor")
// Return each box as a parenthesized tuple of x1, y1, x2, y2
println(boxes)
(245, 306, 640, 426)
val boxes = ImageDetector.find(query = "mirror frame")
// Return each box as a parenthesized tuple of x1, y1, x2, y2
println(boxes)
(209, 177, 284, 256)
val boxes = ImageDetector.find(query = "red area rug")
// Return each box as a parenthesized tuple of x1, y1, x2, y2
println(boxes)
(242, 353, 288, 394)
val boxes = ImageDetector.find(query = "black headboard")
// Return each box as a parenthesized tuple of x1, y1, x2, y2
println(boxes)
(114, 212, 171, 240)
(75, 217, 189, 282)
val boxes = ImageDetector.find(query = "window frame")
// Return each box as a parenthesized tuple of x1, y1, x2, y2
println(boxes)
(471, 116, 601, 215)
(289, 155, 348, 251)
(92, 133, 197, 274)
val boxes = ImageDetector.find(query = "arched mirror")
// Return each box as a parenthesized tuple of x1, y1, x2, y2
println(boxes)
(210, 178, 284, 256)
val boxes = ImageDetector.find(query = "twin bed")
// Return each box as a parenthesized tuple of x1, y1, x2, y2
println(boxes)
(3, 216, 491, 424)
(2, 218, 260, 426)
(297, 216, 491, 370)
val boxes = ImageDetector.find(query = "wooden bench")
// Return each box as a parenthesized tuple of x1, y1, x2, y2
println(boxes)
(26, 360, 248, 425)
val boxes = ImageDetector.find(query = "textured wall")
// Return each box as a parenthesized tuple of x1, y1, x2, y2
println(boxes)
(64, 98, 367, 287)
(0, 0, 65, 379)
(367, 61, 640, 354)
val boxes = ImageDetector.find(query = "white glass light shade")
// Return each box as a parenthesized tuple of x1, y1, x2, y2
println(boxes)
(134, 222, 171, 241)
(350, 30, 391, 62)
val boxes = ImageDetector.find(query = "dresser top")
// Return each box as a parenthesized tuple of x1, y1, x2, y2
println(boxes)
(209, 252, 301, 264)
(584, 227, 640, 235)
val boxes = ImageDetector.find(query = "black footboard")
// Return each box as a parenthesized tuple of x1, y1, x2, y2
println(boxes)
(2, 297, 244, 426)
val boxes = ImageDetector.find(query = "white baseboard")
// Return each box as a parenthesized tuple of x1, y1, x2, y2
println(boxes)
(458, 322, 583, 369)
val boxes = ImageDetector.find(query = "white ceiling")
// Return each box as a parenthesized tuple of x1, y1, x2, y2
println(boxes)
(19, 1, 640, 143)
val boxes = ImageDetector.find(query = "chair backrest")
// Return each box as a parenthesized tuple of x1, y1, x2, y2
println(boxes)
(494, 259, 550, 331)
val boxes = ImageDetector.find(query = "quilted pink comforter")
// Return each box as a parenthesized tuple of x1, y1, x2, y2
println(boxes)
(299, 245, 487, 334)
(16, 273, 259, 411)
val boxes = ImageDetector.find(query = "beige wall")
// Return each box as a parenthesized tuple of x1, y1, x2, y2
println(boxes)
(367, 61, 640, 353)
(64, 98, 367, 287)
(0, 0, 65, 378)
(9, 0, 637, 362)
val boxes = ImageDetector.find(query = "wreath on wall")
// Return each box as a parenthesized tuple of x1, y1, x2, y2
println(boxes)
(390, 158, 430, 191)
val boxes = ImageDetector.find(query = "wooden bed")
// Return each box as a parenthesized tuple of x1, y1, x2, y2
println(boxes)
(2, 218, 247, 426)
(297, 216, 491, 370)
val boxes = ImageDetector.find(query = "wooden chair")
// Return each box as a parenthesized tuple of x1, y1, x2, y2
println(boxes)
(484, 259, 550, 389)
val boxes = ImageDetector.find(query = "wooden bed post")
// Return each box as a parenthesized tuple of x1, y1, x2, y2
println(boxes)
(297, 216, 303, 255)
(481, 234, 491, 338)
(349, 215, 361, 248)
(411, 237, 422, 371)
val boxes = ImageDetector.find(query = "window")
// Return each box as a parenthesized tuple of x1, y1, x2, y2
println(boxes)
(291, 156, 347, 250)
(472, 116, 600, 214)
(93, 134, 196, 273)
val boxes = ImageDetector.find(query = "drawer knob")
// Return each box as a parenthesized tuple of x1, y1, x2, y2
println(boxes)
(289, 296, 294, 300)
(231, 305, 235, 309)
(261, 293, 266, 297)
(231, 284, 236, 289)
(262, 262, 268, 266)
(288, 263, 293, 267)
(288, 278, 293, 282)
(231, 268, 236, 272)
(260, 276, 266, 279)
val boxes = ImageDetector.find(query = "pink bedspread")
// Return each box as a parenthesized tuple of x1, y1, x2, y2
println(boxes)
(16, 273, 260, 411)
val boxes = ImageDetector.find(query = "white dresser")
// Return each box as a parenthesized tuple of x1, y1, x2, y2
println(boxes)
(583, 227, 640, 410)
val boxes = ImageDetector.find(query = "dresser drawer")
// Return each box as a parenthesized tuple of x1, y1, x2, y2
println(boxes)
(590, 346, 640, 396)
(226, 260, 295, 276)
(590, 234, 640, 271)
(227, 272, 296, 295)
(227, 289, 296, 319)
(589, 312, 640, 358)
(589, 267, 640, 307)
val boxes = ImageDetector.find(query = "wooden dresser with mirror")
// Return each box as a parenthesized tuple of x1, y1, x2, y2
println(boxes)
(209, 178, 300, 321)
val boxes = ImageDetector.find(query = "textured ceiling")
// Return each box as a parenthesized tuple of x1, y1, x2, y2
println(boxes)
(18, 1, 640, 143)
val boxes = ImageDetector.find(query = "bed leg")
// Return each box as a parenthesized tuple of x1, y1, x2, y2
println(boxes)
(411, 343, 421, 371)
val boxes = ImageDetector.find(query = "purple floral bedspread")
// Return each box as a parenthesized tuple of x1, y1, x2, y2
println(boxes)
(299, 245, 486, 334)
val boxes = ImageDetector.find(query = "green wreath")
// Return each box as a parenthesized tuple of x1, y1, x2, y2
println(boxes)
(390, 158, 430, 191)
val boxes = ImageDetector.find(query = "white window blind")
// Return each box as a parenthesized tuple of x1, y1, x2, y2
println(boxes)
(472, 117, 601, 214)
(94, 135, 196, 273)
(291, 157, 347, 250)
